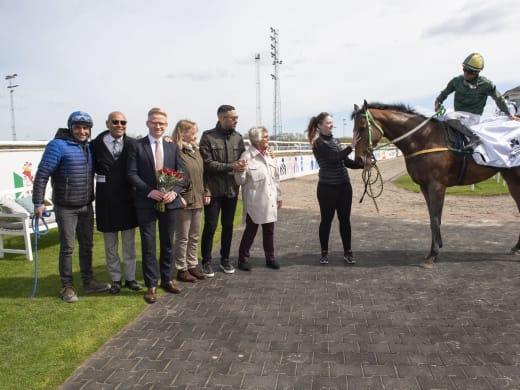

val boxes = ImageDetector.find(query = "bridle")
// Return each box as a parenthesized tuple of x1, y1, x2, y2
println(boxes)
(359, 107, 447, 158)
(356, 106, 447, 210)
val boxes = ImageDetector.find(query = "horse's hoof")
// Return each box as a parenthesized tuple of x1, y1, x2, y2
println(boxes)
(421, 262, 435, 269)
(510, 247, 520, 256)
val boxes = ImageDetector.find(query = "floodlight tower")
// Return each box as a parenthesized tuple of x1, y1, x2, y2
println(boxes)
(5, 74, 19, 141)
(255, 53, 262, 125)
(270, 27, 282, 140)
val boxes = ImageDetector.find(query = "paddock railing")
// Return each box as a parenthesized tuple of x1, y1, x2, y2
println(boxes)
(0, 140, 400, 189)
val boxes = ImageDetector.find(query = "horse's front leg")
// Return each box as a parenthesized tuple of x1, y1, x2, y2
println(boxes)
(512, 235, 520, 255)
(420, 184, 446, 268)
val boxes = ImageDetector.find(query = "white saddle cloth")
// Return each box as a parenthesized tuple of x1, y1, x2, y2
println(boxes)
(470, 116, 520, 168)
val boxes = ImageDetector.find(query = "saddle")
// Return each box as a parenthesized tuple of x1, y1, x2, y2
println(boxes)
(442, 122, 473, 155)
(441, 122, 472, 185)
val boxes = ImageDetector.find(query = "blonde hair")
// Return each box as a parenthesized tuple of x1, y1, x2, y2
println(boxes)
(172, 119, 198, 149)
(147, 107, 168, 119)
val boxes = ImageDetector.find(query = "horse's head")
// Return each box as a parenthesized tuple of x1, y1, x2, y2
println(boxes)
(351, 100, 384, 166)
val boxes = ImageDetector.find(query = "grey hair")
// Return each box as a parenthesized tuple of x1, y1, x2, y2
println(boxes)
(248, 126, 268, 144)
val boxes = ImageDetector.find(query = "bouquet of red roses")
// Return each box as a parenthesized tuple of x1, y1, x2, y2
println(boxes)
(155, 168, 184, 212)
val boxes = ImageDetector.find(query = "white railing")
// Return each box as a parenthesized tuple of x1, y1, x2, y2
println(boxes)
(0, 140, 399, 189)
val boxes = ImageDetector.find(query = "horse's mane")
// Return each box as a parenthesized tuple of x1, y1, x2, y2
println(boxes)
(351, 102, 430, 120)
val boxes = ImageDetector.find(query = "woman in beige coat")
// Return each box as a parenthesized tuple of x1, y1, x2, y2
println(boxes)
(234, 126, 282, 271)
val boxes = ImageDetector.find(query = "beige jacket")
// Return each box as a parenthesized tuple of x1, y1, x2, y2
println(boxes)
(234, 145, 281, 225)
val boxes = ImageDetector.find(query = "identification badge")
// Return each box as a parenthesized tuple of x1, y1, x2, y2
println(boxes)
(96, 175, 106, 183)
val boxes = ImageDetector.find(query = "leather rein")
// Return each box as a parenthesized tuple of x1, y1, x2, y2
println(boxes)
(361, 108, 448, 159)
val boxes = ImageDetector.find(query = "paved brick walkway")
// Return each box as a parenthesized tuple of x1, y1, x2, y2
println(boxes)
(61, 202, 520, 389)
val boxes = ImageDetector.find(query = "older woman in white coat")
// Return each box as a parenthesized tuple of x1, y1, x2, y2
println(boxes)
(234, 126, 282, 271)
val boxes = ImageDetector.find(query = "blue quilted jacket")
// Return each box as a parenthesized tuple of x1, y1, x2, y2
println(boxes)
(32, 128, 94, 207)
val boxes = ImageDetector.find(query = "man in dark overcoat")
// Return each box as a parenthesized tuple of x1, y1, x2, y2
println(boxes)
(91, 111, 142, 294)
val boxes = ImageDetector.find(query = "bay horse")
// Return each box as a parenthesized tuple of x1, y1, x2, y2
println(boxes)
(351, 100, 520, 267)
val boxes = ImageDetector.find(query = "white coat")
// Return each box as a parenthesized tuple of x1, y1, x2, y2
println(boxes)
(234, 145, 282, 225)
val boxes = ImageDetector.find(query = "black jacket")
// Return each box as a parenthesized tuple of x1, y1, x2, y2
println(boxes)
(198, 123, 245, 198)
(91, 131, 138, 232)
(312, 134, 362, 185)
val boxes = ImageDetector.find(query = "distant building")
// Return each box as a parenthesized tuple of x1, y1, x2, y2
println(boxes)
(503, 85, 520, 114)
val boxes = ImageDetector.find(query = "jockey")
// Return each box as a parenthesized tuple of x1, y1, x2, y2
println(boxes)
(434, 52, 520, 151)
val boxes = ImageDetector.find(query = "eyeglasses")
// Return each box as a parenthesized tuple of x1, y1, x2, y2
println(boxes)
(463, 68, 478, 75)
(111, 120, 127, 125)
(150, 121, 167, 127)
(224, 116, 239, 121)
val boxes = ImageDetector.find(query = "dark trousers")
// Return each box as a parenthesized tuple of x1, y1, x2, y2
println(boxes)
(238, 214, 275, 262)
(136, 207, 176, 288)
(201, 196, 238, 262)
(317, 181, 353, 254)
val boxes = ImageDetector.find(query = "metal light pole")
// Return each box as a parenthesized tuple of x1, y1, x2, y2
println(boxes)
(254, 53, 262, 125)
(270, 27, 282, 140)
(342, 118, 347, 139)
(5, 74, 19, 141)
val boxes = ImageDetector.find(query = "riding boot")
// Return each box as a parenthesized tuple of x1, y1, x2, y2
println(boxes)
(446, 119, 481, 151)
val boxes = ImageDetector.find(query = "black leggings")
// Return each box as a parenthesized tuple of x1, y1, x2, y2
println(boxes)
(317, 181, 353, 254)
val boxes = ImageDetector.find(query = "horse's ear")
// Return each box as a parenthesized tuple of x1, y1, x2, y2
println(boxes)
(363, 99, 368, 110)
(354, 104, 360, 112)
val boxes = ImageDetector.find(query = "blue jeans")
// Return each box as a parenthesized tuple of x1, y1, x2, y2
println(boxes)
(54, 204, 94, 287)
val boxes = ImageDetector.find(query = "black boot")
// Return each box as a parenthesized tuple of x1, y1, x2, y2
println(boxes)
(447, 119, 481, 151)
(464, 133, 481, 151)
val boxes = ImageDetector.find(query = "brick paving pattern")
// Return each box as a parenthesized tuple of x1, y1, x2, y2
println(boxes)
(61, 204, 520, 389)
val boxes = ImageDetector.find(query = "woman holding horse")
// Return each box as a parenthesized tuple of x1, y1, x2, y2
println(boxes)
(306, 112, 363, 265)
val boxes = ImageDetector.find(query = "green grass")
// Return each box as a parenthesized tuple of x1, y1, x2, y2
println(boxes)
(0, 202, 242, 390)
(393, 173, 510, 195)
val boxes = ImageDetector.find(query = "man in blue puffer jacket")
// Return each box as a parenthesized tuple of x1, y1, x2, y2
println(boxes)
(33, 111, 110, 303)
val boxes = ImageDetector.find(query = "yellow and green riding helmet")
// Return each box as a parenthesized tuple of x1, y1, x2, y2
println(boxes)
(462, 53, 484, 72)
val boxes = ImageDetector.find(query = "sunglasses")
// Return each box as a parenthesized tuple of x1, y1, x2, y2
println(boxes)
(111, 120, 127, 125)
(463, 68, 478, 75)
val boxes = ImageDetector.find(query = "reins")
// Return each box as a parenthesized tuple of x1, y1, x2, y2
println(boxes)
(31, 210, 51, 298)
(358, 106, 446, 211)
(364, 106, 446, 153)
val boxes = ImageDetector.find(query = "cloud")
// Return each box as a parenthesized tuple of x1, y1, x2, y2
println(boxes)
(164, 69, 233, 81)
(422, 3, 515, 37)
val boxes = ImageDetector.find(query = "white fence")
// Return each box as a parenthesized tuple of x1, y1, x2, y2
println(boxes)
(0, 140, 399, 191)
(0, 140, 320, 192)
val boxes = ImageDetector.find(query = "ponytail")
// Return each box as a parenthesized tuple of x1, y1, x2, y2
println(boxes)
(306, 116, 319, 144)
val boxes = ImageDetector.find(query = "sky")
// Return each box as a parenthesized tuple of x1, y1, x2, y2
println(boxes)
(1, 0, 519, 141)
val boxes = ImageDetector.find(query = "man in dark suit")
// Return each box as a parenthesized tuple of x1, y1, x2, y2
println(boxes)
(127, 107, 185, 304)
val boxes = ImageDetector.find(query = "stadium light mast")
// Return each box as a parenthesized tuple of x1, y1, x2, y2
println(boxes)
(5, 74, 19, 141)
(255, 53, 262, 126)
(270, 27, 282, 140)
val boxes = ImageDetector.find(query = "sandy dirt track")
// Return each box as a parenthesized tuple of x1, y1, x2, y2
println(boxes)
(280, 156, 519, 223)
